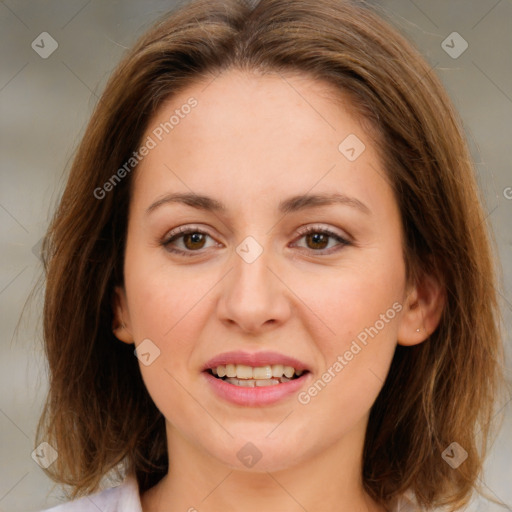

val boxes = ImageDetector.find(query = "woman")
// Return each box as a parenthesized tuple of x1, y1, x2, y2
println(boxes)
(35, 0, 507, 510)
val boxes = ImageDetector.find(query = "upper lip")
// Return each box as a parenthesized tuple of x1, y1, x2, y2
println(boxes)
(202, 351, 310, 372)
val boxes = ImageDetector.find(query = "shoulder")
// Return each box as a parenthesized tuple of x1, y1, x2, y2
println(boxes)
(37, 474, 142, 512)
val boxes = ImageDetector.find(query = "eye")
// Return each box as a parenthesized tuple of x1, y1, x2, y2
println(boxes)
(161, 224, 351, 257)
(161, 226, 220, 256)
(291, 225, 351, 254)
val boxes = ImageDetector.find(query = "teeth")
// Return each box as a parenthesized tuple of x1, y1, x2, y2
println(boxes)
(211, 363, 303, 380)
(236, 364, 253, 379)
(224, 377, 295, 387)
(224, 378, 281, 387)
(225, 364, 236, 378)
(271, 364, 283, 377)
(255, 378, 279, 387)
(283, 366, 295, 378)
(226, 377, 255, 387)
(253, 366, 272, 379)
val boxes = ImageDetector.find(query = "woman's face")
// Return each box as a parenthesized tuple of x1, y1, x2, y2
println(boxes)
(115, 69, 413, 472)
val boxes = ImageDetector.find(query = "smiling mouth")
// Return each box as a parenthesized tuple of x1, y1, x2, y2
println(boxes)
(207, 364, 308, 387)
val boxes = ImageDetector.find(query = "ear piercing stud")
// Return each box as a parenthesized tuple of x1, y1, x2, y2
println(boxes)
(416, 328, 421, 332)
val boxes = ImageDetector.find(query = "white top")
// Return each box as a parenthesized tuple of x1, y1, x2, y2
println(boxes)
(39, 475, 142, 512)
(39, 474, 420, 511)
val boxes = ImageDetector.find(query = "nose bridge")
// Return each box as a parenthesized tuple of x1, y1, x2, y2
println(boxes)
(235, 235, 272, 293)
(218, 233, 289, 331)
(233, 234, 275, 305)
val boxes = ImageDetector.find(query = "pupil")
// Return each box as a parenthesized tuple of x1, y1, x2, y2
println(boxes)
(308, 233, 328, 249)
(185, 232, 205, 249)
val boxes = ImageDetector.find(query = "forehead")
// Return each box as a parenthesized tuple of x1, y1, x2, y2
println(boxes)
(159, 68, 363, 147)
(132, 68, 392, 218)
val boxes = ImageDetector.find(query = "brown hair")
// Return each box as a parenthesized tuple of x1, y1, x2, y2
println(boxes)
(36, 0, 507, 509)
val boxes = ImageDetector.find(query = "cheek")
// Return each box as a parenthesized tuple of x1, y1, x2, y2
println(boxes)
(302, 256, 405, 351)
(297, 302, 399, 441)
(124, 241, 209, 340)
(293, 251, 404, 411)
(123, 260, 208, 420)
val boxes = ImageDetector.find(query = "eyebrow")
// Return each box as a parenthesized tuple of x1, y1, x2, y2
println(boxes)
(146, 192, 371, 216)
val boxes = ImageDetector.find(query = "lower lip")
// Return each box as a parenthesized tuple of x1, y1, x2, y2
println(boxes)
(203, 371, 310, 406)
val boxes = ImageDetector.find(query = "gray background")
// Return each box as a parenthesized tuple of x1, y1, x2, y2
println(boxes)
(0, 1, 511, 511)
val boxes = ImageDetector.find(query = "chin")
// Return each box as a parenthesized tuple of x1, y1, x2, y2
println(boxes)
(204, 429, 314, 473)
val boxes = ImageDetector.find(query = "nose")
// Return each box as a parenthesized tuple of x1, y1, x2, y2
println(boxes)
(217, 240, 292, 334)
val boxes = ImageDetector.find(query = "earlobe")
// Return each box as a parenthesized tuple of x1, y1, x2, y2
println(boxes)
(112, 286, 134, 344)
(397, 271, 445, 347)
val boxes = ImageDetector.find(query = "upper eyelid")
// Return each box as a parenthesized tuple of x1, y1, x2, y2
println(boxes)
(163, 224, 349, 240)
(295, 223, 350, 239)
(162, 224, 351, 250)
(164, 224, 216, 241)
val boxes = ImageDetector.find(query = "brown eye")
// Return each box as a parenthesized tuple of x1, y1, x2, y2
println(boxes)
(305, 232, 330, 250)
(182, 232, 207, 250)
(162, 227, 219, 257)
(292, 226, 351, 254)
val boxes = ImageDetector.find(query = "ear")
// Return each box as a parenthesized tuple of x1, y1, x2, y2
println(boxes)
(112, 285, 134, 344)
(397, 270, 445, 346)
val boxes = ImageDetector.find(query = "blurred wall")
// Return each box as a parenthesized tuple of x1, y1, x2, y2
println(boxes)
(0, 1, 510, 510)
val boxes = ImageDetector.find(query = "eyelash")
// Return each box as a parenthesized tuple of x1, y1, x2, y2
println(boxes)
(161, 225, 351, 257)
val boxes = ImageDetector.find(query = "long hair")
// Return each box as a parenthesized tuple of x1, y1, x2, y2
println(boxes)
(36, 0, 507, 510)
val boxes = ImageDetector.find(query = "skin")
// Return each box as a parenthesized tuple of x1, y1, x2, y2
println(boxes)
(113, 69, 444, 512)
